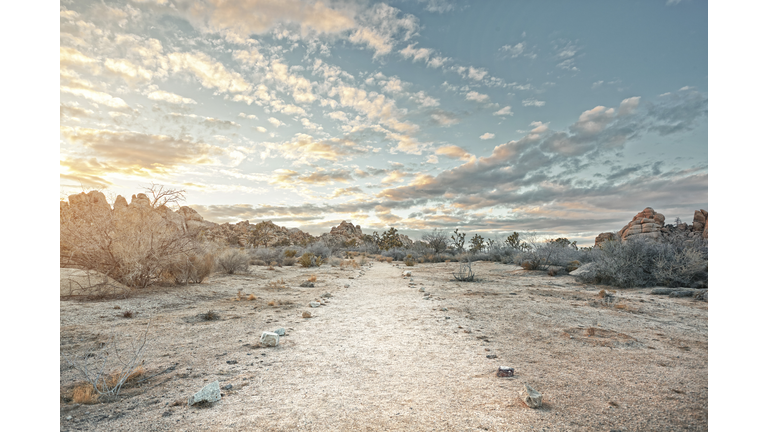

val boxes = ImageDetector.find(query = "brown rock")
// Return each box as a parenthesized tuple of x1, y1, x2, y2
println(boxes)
(594, 232, 617, 246)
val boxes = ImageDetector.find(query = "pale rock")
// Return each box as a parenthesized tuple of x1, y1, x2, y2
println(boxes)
(260, 331, 280, 347)
(188, 381, 221, 406)
(273, 328, 286, 336)
(520, 383, 543, 408)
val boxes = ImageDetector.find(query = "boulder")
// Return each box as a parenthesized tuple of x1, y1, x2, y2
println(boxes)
(669, 290, 694, 298)
(617, 208, 665, 241)
(520, 383, 543, 408)
(60, 268, 131, 297)
(568, 262, 594, 276)
(650, 288, 676, 295)
(188, 381, 221, 406)
(693, 290, 708, 302)
(260, 331, 280, 347)
(594, 232, 617, 246)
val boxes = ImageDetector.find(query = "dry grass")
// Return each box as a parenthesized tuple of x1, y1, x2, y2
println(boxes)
(266, 278, 287, 290)
(72, 383, 97, 404)
(340, 259, 360, 269)
(284, 249, 298, 258)
(202, 310, 219, 321)
(585, 327, 597, 336)
(248, 294, 256, 301)
(308, 274, 317, 282)
(121, 310, 135, 318)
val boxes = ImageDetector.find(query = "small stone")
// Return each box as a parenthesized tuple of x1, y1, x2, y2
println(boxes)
(66, 416, 72, 421)
(440, 308, 447, 311)
(486, 354, 497, 359)
(310, 301, 321, 308)
(273, 328, 286, 336)
(226, 360, 238, 365)
(410, 278, 414, 281)
(321, 293, 332, 298)
(403, 271, 412, 277)
(162, 411, 172, 417)
(223, 384, 233, 390)
(188, 381, 221, 406)
(302, 311, 312, 318)
(418, 287, 425, 292)
(496, 367, 514, 377)
(520, 383, 543, 408)
(299, 281, 315, 288)
(260, 331, 279, 347)
(344, 284, 350, 288)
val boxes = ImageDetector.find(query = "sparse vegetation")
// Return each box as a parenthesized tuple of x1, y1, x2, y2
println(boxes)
(404, 254, 416, 266)
(452, 260, 475, 282)
(217, 249, 251, 274)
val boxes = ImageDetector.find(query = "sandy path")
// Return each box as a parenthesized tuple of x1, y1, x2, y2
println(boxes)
(186, 262, 529, 431)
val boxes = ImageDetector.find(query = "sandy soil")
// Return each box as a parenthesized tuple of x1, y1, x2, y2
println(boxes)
(60, 261, 708, 431)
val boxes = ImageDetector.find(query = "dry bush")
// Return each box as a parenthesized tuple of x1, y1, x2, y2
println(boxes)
(566, 260, 581, 272)
(298, 253, 321, 268)
(404, 254, 416, 266)
(284, 249, 298, 258)
(121, 311, 135, 318)
(386, 257, 394, 263)
(61, 197, 203, 289)
(217, 249, 250, 274)
(452, 260, 475, 282)
(282, 257, 295, 266)
(308, 275, 317, 282)
(62, 321, 151, 398)
(202, 310, 219, 321)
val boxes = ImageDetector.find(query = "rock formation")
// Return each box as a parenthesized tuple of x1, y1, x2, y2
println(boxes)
(318, 221, 365, 246)
(594, 207, 708, 245)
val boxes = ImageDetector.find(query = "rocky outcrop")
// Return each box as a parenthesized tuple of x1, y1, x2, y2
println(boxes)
(595, 207, 708, 245)
(594, 232, 617, 246)
(618, 207, 666, 241)
(205, 220, 316, 247)
(318, 221, 365, 246)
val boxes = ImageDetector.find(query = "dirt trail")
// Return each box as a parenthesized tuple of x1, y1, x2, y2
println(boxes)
(214, 262, 525, 431)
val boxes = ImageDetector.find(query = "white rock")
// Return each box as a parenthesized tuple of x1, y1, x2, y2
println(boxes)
(520, 383, 543, 408)
(403, 271, 412, 277)
(260, 331, 280, 347)
(273, 328, 286, 336)
(310, 301, 321, 308)
(188, 381, 221, 406)
(569, 262, 594, 276)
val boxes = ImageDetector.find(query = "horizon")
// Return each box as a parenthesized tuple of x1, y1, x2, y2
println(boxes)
(59, 0, 708, 246)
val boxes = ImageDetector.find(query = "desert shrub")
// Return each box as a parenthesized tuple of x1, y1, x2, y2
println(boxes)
(217, 249, 251, 274)
(284, 249, 298, 258)
(382, 248, 407, 261)
(328, 257, 342, 267)
(575, 235, 707, 288)
(452, 260, 475, 281)
(404, 254, 416, 266)
(62, 321, 150, 399)
(250, 247, 283, 264)
(282, 257, 295, 266)
(298, 252, 323, 267)
(60, 194, 202, 289)
(305, 243, 332, 260)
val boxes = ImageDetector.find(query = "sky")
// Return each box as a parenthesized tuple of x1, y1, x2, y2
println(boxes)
(59, 0, 708, 244)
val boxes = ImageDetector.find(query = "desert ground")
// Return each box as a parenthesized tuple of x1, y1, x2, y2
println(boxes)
(60, 260, 707, 431)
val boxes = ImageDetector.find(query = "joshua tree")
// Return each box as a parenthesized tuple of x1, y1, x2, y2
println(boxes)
(451, 228, 466, 253)
(469, 234, 485, 253)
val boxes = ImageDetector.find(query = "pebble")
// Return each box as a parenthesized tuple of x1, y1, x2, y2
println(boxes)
(344, 284, 350, 288)
(223, 384, 233, 390)
(66, 416, 72, 421)
(309, 301, 321, 308)
(419, 287, 425, 292)
(302, 311, 312, 318)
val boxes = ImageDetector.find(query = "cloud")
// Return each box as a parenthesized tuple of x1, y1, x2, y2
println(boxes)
(429, 110, 460, 127)
(465, 91, 489, 103)
(263, 133, 368, 164)
(417, 0, 455, 13)
(268, 117, 285, 128)
(60, 127, 228, 175)
(60, 104, 94, 120)
(400, 43, 433, 63)
(147, 90, 197, 105)
(522, 98, 545, 107)
(410, 91, 440, 107)
(499, 42, 525, 58)
(186, 0, 356, 41)
(60, 86, 130, 109)
(493, 106, 513, 116)
(467, 67, 487, 81)
(480, 133, 495, 140)
(435, 145, 474, 161)
(618, 96, 641, 116)
(592, 80, 604, 89)
(168, 51, 252, 94)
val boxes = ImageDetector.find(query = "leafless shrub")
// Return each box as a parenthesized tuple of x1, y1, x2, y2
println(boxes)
(452, 260, 475, 282)
(217, 249, 251, 274)
(61, 197, 202, 289)
(62, 320, 151, 398)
